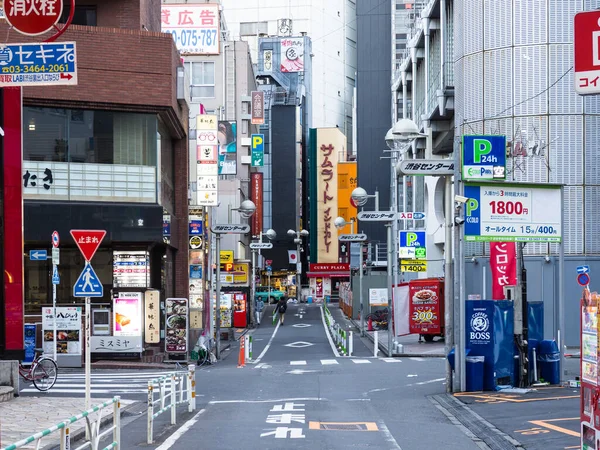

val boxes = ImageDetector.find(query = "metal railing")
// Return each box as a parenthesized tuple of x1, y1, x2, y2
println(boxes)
(323, 305, 353, 356)
(0, 397, 121, 450)
(147, 365, 196, 444)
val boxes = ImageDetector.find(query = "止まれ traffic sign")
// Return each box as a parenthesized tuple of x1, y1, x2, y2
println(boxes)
(250, 242, 273, 249)
(70, 229, 106, 261)
(74, 262, 103, 297)
(211, 224, 251, 234)
(0, 42, 77, 87)
(578, 273, 590, 287)
(397, 160, 455, 176)
(29, 250, 47, 261)
(52, 266, 60, 285)
(398, 212, 426, 220)
(357, 211, 397, 221)
(338, 233, 368, 242)
(3, 0, 63, 35)
(577, 265, 590, 274)
(575, 10, 600, 95)
(462, 135, 506, 181)
(52, 230, 60, 248)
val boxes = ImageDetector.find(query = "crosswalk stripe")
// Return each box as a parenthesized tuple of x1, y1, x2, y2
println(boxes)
(351, 359, 371, 364)
(290, 361, 307, 365)
(320, 359, 339, 365)
(409, 357, 425, 362)
(381, 358, 402, 363)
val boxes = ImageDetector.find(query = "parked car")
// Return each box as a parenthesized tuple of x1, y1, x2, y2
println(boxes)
(255, 286, 285, 304)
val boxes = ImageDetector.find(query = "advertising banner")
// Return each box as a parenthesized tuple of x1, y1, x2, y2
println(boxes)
(42, 307, 82, 355)
(369, 288, 387, 306)
(489, 242, 517, 299)
(251, 91, 265, 125)
(144, 290, 160, 344)
(161, 3, 220, 55)
(113, 292, 143, 337)
(218, 120, 237, 175)
(166, 298, 188, 353)
(464, 183, 562, 243)
(250, 172, 264, 236)
(408, 280, 442, 335)
(280, 38, 304, 72)
(196, 115, 219, 205)
(113, 251, 149, 288)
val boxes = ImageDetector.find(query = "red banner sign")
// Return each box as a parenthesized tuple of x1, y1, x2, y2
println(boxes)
(309, 263, 349, 272)
(250, 172, 263, 237)
(489, 242, 517, 300)
(408, 279, 442, 334)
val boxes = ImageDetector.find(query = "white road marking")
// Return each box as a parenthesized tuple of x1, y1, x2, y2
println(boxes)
(292, 324, 311, 328)
(409, 357, 425, 362)
(155, 409, 206, 450)
(381, 358, 401, 363)
(351, 359, 371, 364)
(407, 374, 418, 378)
(254, 363, 265, 369)
(284, 341, 314, 348)
(415, 378, 445, 386)
(287, 369, 318, 374)
(290, 360, 307, 365)
(209, 397, 324, 404)
(320, 306, 341, 357)
(251, 320, 281, 364)
(320, 359, 339, 365)
(21, 388, 148, 394)
(299, 315, 303, 319)
(378, 421, 403, 449)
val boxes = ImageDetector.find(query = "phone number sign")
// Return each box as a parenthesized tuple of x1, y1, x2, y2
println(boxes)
(464, 183, 562, 243)
(161, 4, 220, 55)
(0, 42, 77, 87)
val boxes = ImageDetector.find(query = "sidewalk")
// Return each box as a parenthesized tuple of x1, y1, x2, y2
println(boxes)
(0, 396, 136, 450)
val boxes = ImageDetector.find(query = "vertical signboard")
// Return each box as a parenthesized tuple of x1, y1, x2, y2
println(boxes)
(250, 172, 264, 237)
(24, 324, 36, 364)
(251, 91, 265, 125)
(337, 161, 358, 235)
(263, 50, 273, 72)
(113, 250, 149, 288)
(196, 115, 219, 205)
(113, 292, 143, 337)
(218, 120, 237, 175)
(161, 3, 220, 55)
(280, 38, 305, 72)
(251, 134, 264, 167)
(144, 290, 160, 344)
(42, 307, 82, 356)
(462, 135, 506, 181)
(165, 298, 189, 354)
(574, 11, 600, 95)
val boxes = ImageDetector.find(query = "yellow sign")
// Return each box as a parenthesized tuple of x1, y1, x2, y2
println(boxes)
(220, 262, 249, 286)
(401, 259, 427, 272)
(220, 250, 234, 264)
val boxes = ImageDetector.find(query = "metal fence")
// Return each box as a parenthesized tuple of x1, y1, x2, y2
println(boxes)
(147, 365, 196, 444)
(0, 397, 121, 450)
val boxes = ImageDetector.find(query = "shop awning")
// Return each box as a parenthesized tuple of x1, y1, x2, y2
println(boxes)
(306, 271, 350, 278)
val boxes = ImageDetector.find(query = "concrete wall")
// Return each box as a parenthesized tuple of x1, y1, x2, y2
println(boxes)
(350, 271, 388, 320)
(0, 361, 19, 393)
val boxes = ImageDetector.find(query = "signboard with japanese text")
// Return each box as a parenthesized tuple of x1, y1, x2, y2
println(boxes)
(397, 159, 455, 176)
(280, 38, 304, 72)
(220, 262, 250, 286)
(250, 172, 263, 236)
(462, 135, 506, 180)
(0, 42, 77, 87)
(464, 183, 562, 242)
(91, 336, 142, 353)
(196, 114, 219, 205)
(165, 298, 188, 354)
(251, 91, 264, 125)
(401, 259, 427, 272)
(42, 307, 82, 356)
(161, 3, 220, 55)
(369, 288, 387, 306)
(309, 263, 350, 272)
(113, 251, 149, 288)
(263, 50, 273, 72)
(144, 290, 160, 344)
(399, 231, 427, 259)
(113, 292, 143, 337)
(251, 133, 264, 167)
(408, 279, 442, 335)
(575, 10, 600, 95)
(218, 120, 237, 175)
(489, 243, 516, 299)
(189, 219, 203, 235)
(3, 0, 62, 35)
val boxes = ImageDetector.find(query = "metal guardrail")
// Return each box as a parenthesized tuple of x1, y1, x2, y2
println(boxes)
(0, 397, 121, 450)
(147, 365, 196, 444)
(323, 305, 353, 356)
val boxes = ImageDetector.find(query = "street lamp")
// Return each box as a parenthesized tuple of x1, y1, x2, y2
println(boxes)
(333, 216, 355, 234)
(214, 200, 255, 359)
(250, 228, 276, 325)
(287, 229, 308, 301)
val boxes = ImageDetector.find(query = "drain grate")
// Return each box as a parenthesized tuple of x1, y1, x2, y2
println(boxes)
(320, 423, 367, 431)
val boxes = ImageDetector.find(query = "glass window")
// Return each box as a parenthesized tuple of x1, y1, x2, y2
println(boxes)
(60, 5, 97, 26)
(189, 62, 215, 98)
(24, 107, 158, 166)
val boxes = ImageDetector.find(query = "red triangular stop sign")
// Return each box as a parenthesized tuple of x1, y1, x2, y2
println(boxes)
(70, 230, 106, 261)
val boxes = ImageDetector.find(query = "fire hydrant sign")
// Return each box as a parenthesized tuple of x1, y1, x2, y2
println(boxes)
(464, 183, 562, 243)
(0, 42, 77, 87)
(575, 10, 600, 95)
(3, 0, 63, 36)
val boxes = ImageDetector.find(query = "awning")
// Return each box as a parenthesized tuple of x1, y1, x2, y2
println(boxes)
(306, 272, 350, 278)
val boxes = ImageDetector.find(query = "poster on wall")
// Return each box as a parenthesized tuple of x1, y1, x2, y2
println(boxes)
(583, 305, 598, 384)
(42, 307, 82, 355)
(369, 288, 387, 306)
(165, 298, 188, 353)
(280, 38, 304, 72)
(113, 251, 149, 288)
(113, 292, 143, 337)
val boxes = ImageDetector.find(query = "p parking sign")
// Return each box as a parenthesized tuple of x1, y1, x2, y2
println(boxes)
(399, 231, 426, 259)
(251, 134, 264, 167)
(462, 135, 506, 181)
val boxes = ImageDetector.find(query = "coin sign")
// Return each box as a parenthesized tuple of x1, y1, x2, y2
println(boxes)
(4, 0, 64, 36)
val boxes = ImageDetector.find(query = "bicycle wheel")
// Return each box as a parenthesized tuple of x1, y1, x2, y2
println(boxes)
(197, 346, 209, 366)
(32, 358, 58, 391)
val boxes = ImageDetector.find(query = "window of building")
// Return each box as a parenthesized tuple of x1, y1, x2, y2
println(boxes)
(240, 21, 268, 36)
(60, 5, 97, 26)
(185, 62, 215, 99)
(24, 107, 157, 166)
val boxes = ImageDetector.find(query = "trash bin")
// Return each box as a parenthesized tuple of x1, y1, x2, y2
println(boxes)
(538, 339, 560, 384)
(447, 347, 471, 371)
(466, 356, 485, 392)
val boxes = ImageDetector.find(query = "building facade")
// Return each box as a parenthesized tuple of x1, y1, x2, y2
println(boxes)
(3, 1, 190, 361)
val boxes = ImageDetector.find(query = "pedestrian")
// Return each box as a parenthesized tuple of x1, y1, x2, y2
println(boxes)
(276, 297, 287, 325)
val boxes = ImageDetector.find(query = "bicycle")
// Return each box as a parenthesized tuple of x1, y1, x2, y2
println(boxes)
(19, 349, 58, 392)
(191, 335, 215, 367)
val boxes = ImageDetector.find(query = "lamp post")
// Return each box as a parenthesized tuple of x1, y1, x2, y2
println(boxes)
(333, 216, 355, 235)
(250, 229, 276, 325)
(213, 200, 255, 360)
(287, 229, 308, 301)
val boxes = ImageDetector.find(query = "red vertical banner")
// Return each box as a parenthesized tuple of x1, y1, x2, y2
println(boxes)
(250, 172, 263, 236)
(489, 242, 517, 300)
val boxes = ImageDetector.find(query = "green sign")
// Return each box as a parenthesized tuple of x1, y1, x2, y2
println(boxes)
(251, 151, 263, 167)
(414, 247, 426, 259)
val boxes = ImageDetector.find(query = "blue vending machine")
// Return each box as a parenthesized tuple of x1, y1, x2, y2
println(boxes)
(466, 300, 515, 391)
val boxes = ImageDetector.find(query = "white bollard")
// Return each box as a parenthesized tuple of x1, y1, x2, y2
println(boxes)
(374, 331, 379, 358)
(348, 330, 353, 356)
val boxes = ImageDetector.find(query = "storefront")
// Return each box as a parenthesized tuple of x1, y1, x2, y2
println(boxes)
(218, 261, 251, 329)
(306, 263, 350, 303)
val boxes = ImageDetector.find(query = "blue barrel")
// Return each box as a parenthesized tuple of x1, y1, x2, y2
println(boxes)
(466, 356, 485, 392)
(538, 339, 560, 384)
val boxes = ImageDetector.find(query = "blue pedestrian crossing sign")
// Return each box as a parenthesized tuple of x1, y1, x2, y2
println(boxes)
(73, 262, 103, 297)
(52, 266, 60, 285)
(577, 265, 590, 274)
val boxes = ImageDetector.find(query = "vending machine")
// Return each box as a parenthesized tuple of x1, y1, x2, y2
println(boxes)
(581, 288, 600, 449)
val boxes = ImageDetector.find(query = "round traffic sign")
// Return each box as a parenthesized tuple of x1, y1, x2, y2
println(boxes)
(52, 231, 60, 248)
(4, 0, 64, 36)
(578, 273, 590, 287)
